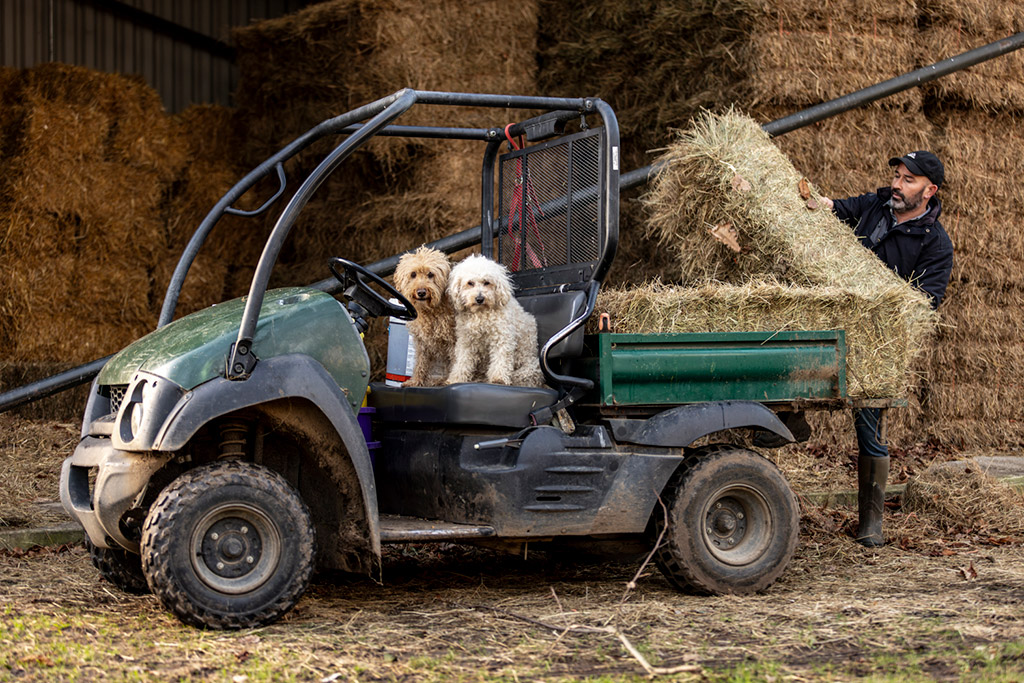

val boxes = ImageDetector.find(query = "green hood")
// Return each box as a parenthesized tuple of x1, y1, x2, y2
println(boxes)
(98, 288, 368, 390)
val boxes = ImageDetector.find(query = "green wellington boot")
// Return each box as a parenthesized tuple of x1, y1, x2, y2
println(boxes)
(856, 455, 889, 547)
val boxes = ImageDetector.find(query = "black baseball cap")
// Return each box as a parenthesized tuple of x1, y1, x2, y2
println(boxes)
(889, 151, 944, 188)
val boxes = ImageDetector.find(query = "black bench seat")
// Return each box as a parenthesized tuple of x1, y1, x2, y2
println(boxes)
(367, 382, 558, 428)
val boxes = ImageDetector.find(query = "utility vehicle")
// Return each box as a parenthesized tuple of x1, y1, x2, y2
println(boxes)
(60, 90, 837, 629)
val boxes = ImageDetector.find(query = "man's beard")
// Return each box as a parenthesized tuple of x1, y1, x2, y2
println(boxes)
(891, 187, 925, 212)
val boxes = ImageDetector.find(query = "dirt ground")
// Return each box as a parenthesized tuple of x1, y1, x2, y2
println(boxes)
(4, 413, 1024, 681)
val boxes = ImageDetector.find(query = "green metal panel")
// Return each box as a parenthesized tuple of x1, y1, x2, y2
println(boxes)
(588, 331, 846, 406)
(99, 288, 370, 404)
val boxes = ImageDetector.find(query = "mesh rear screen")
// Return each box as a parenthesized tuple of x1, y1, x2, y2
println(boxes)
(498, 128, 604, 284)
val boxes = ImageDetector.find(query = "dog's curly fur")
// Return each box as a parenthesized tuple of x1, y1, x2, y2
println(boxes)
(394, 246, 455, 387)
(446, 254, 544, 387)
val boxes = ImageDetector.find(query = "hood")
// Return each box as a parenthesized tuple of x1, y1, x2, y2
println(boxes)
(98, 287, 359, 389)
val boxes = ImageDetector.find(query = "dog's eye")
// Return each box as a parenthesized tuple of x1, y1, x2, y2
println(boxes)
(483, 281, 491, 286)
(467, 280, 474, 287)
(427, 272, 434, 279)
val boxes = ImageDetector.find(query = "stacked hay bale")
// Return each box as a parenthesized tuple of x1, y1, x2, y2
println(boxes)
(231, 0, 540, 285)
(0, 65, 264, 422)
(913, 1, 1024, 448)
(596, 112, 935, 404)
(0, 64, 184, 364)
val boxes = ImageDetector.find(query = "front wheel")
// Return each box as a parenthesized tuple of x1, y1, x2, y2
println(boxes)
(654, 445, 799, 595)
(140, 460, 315, 629)
(85, 537, 150, 595)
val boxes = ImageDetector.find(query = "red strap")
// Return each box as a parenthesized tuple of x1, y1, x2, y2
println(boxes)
(503, 124, 545, 271)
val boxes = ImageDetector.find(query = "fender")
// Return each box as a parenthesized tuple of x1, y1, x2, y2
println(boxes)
(607, 401, 794, 448)
(154, 354, 380, 562)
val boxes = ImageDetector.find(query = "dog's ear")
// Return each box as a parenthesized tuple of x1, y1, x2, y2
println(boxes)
(493, 266, 513, 307)
(394, 254, 412, 288)
(447, 266, 466, 309)
(436, 256, 452, 282)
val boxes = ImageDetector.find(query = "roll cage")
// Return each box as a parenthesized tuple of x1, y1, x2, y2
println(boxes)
(153, 89, 620, 390)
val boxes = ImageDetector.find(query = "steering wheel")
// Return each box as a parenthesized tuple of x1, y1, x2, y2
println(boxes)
(328, 257, 417, 321)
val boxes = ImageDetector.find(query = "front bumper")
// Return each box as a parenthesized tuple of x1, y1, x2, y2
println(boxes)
(59, 434, 173, 552)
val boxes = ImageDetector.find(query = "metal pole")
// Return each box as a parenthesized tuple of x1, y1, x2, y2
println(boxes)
(763, 31, 1024, 136)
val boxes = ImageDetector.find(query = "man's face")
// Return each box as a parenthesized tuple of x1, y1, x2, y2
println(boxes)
(890, 163, 936, 213)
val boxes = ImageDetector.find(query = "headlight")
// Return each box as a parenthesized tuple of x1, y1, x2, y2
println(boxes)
(114, 373, 187, 450)
(130, 402, 145, 437)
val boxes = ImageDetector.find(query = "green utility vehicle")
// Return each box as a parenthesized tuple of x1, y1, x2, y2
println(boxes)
(60, 90, 844, 629)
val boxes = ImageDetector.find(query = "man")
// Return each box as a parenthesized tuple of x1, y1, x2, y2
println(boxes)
(821, 151, 954, 547)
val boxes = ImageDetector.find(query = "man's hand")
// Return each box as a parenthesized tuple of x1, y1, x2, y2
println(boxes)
(820, 196, 834, 210)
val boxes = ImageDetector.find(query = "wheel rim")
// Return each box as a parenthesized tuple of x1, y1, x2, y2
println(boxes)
(189, 503, 281, 595)
(701, 484, 773, 567)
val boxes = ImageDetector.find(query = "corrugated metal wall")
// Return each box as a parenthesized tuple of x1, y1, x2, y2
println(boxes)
(0, 0, 310, 111)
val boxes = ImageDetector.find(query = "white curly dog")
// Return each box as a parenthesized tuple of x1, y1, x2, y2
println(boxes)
(446, 254, 545, 387)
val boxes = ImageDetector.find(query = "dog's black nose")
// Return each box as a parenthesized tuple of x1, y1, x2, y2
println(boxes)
(416, 288, 428, 299)
(475, 294, 485, 304)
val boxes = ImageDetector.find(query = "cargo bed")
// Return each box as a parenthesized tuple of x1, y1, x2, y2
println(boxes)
(576, 330, 868, 413)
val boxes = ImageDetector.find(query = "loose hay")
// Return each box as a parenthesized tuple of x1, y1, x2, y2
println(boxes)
(902, 462, 1024, 536)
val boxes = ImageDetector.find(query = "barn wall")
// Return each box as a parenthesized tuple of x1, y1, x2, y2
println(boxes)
(0, 0, 309, 111)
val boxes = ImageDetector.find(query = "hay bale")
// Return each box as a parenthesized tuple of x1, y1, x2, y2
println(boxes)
(643, 112, 924, 294)
(921, 0, 1024, 35)
(233, 0, 538, 166)
(594, 281, 932, 399)
(622, 111, 936, 398)
(740, 28, 922, 110)
(920, 27, 1024, 112)
(229, 0, 540, 290)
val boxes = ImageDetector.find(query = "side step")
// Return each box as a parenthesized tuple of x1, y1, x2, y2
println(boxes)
(379, 514, 496, 542)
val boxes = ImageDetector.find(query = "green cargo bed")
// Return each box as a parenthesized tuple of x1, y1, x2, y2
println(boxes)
(578, 330, 847, 407)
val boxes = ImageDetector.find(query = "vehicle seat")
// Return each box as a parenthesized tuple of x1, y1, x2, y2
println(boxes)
(368, 289, 586, 428)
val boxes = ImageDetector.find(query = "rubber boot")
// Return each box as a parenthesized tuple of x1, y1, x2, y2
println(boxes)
(856, 455, 888, 547)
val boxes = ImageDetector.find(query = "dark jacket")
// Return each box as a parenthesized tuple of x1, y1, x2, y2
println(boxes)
(832, 187, 953, 309)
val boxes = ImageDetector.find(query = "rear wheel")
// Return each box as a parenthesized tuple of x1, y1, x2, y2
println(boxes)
(654, 445, 799, 595)
(85, 537, 150, 595)
(141, 460, 315, 629)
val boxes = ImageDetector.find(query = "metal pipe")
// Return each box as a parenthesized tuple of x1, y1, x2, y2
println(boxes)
(0, 356, 111, 413)
(763, 31, 1024, 136)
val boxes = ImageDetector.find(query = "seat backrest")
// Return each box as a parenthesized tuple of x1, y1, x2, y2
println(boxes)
(494, 127, 608, 293)
(517, 290, 587, 360)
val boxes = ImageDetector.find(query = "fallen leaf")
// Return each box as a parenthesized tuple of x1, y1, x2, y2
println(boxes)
(798, 177, 811, 199)
(959, 562, 978, 581)
(731, 174, 752, 193)
(709, 222, 742, 253)
(806, 198, 819, 210)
